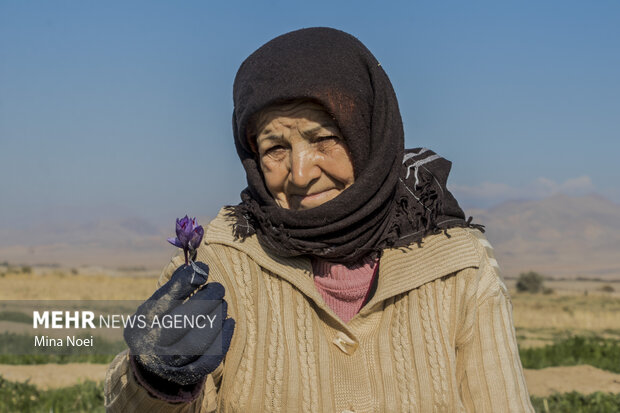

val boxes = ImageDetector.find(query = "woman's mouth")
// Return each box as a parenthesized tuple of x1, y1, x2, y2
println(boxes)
(289, 189, 340, 209)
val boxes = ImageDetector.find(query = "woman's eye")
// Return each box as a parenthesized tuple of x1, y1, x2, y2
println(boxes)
(315, 136, 341, 151)
(316, 135, 339, 143)
(263, 145, 287, 158)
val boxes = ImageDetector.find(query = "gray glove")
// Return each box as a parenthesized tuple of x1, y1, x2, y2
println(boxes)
(124, 262, 235, 386)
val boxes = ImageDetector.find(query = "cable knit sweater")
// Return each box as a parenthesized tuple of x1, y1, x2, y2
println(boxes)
(104, 209, 534, 412)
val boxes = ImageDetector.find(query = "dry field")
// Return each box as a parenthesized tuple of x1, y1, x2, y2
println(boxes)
(1, 269, 619, 344)
(1, 268, 619, 398)
(0, 269, 158, 301)
(506, 278, 620, 347)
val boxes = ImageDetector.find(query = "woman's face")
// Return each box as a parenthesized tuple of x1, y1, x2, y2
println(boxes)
(253, 101, 355, 210)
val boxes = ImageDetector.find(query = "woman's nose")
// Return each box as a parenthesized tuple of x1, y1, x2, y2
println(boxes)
(289, 145, 321, 188)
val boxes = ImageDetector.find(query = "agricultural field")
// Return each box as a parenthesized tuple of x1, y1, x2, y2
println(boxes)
(507, 278, 620, 348)
(0, 267, 619, 412)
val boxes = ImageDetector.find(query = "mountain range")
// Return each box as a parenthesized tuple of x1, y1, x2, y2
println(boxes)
(467, 194, 620, 279)
(1, 194, 619, 279)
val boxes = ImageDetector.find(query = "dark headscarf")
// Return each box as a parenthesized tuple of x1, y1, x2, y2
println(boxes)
(227, 27, 481, 264)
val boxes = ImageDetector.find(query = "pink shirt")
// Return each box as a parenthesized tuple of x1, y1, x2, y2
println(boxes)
(311, 255, 379, 323)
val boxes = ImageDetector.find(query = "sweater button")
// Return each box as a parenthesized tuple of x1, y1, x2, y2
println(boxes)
(332, 332, 358, 355)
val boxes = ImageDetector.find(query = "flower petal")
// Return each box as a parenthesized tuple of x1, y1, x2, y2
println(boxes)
(178, 215, 190, 230)
(167, 237, 184, 248)
(188, 225, 204, 250)
(177, 215, 195, 245)
(177, 230, 190, 246)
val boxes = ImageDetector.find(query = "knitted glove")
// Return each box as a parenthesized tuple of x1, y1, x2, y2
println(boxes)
(124, 262, 235, 386)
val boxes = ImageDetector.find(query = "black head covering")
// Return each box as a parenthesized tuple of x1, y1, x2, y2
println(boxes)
(227, 27, 481, 264)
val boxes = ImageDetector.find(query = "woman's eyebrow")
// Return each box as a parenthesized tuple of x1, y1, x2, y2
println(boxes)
(301, 125, 336, 137)
(257, 134, 284, 145)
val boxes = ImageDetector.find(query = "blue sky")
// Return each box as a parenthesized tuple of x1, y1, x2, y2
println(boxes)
(1, 0, 619, 228)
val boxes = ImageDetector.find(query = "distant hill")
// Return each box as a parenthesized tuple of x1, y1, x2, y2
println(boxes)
(1, 194, 619, 279)
(0, 214, 210, 270)
(467, 194, 620, 280)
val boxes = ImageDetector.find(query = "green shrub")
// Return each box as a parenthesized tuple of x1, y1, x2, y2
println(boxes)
(516, 271, 545, 293)
(0, 375, 104, 413)
(0, 353, 117, 365)
(600, 285, 615, 293)
(2, 375, 620, 413)
(0, 311, 32, 324)
(520, 336, 620, 373)
(0, 332, 123, 365)
(531, 392, 620, 413)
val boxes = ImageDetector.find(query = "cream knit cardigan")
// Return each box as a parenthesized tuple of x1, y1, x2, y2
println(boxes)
(105, 209, 534, 412)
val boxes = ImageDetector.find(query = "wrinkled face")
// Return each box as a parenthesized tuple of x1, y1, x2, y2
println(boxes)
(253, 101, 355, 210)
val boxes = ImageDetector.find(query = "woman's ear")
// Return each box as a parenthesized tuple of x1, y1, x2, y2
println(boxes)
(247, 133, 258, 154)
(245, 116, 259, 154)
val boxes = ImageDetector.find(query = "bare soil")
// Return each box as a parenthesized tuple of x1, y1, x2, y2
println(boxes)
(523, 365, 620, 396)
(0, 363, 108, 390)
(1, 363, 619, 397)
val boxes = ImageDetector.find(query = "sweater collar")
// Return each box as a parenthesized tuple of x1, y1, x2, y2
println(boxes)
(204, 208, 481, 319)
(359, 228, 481, 316)
(204, 209, 320, 306)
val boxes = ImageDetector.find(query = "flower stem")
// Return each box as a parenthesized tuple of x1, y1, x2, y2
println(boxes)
(184, 248, 189, 266)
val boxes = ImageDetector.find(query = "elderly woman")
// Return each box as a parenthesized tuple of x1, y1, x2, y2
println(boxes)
(105, 28, 533, 412)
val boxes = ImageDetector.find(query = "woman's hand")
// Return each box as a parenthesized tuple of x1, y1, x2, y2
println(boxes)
(123, 262, 235, 386)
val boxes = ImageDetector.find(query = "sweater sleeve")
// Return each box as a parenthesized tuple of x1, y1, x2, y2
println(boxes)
(456, 239, 534, 413)
(104, 349, 220, 412)
(104, 246, 230, 412)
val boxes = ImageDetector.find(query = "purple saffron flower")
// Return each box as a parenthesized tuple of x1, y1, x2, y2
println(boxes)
(168, 215, 204, 266)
